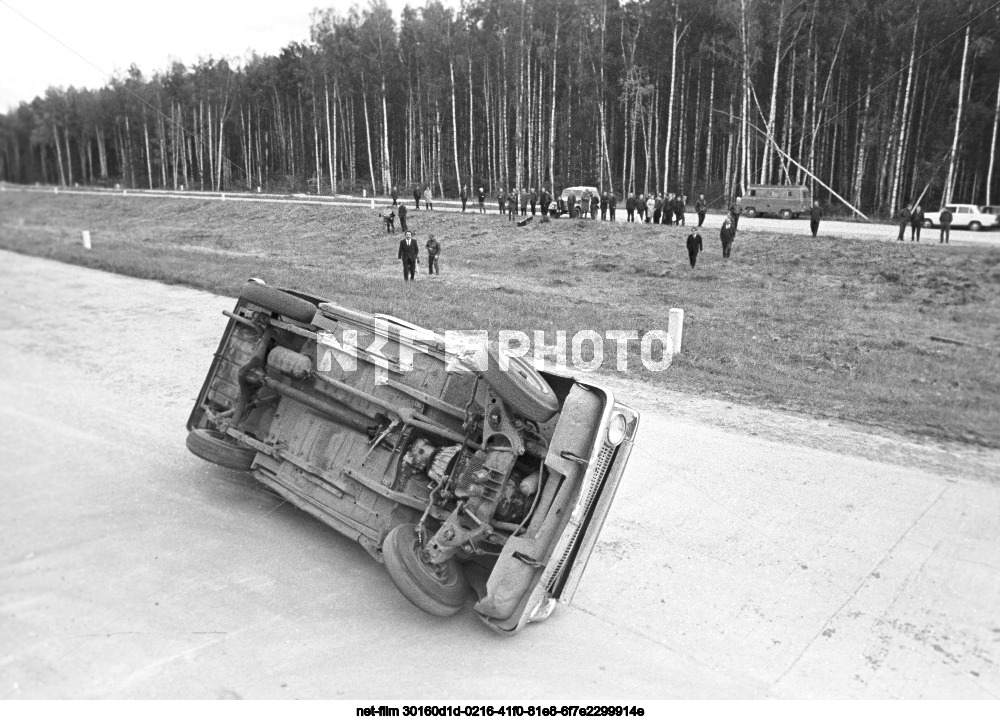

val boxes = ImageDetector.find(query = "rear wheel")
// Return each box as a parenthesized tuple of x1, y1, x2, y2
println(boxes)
(383, 524, 468, 617)
(239, 282, 317, 323)
(922, 219, 933, 228)
(744, 207, 757, 218)
(186, 428, 257, 471)
(779, 209, 792, 220)
(969, 221, 982, 231)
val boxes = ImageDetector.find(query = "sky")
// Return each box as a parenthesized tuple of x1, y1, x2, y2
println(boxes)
(0, 0, 448, 112)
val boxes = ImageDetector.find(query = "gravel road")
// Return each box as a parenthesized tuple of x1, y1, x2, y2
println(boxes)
(1, 250, 997, 699)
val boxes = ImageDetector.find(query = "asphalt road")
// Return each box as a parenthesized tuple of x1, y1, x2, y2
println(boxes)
(1, 250, 998, 699)
(5, 184, 999, 246)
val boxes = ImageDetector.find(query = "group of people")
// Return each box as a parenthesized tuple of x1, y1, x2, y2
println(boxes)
(495, 187, 553, 219)
(397, 230, 440, 281)
(897, 202, 952, 244)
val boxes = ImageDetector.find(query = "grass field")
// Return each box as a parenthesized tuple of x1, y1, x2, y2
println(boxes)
(2, 191, 999, 448)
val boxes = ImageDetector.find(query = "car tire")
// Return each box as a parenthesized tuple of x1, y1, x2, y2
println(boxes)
(744, 207, 757, 218)
(186, 428, 257, 471)
(383, 524, 469, 617)
(482, 343, 560, 422)
(779, 209, 792, 220)
(969, 221, 982, 231)
(922, 219, 933, 228)
(239, 282, 317, 323)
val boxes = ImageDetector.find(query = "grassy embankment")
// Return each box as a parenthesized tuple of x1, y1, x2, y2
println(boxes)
(2, 191, 999, 448)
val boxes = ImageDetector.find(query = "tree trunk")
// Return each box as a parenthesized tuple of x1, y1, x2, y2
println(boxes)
(663, 1, 680, 194)
(987, 67, 1000, 205)
(761, 0, 786, 184)
(944, 25, 970, 205)
(549, 10, 559, 194)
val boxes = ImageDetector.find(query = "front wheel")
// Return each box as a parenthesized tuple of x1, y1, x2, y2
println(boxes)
(383, 524, 469, 617)
(744, 207, 758, 218)
(969, 221, 982, 231)
(779, 209, 792, 220)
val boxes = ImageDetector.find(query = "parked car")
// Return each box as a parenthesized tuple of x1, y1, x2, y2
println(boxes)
(922, 204, 1000, 231)
(186, 280, 640, 634)
(742, 185, 811, 219)
(558, 185, 600, 218)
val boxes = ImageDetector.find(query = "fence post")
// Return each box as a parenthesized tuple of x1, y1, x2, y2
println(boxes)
(81, 231, 91, 250)
(667, 308, 684, 355)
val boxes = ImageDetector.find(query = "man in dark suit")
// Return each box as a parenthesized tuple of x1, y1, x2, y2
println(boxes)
(686, 230, 703, 267)
(397, 201, 408, 233)
(398, 231, 419, 281)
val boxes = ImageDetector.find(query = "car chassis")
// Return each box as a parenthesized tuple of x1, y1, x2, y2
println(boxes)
(186, 281, 639, 634)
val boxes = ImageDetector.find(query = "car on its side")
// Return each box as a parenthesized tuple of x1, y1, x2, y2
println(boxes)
(742, 185, 811, 219)
(922, 204, 1000, 231)
(186, 281, 640, 634)
(557, 186, 600, 218)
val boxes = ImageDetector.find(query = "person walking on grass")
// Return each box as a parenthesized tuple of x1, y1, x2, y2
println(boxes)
(809, 200, 823, 237)
(720, 218, 735, 259)
(478, 187, 486, 213)
(381, 206, 396, 234)
(686, 230, 703, 268)
(939, 206, 953, 244)
(397, 201, 408, 233)
(413, 185, 421, 210)
(910, 204, 924, 242)
(695, 194, 708, 227)
(460, 185, 468, 213)
(426, 234, 440, 275)
(728, 196, 743, 230)
(897, 203, 911, 241)
(398, 231, 419, 281)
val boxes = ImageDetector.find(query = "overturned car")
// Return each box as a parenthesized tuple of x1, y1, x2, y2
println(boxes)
(186, 281, 639, 634)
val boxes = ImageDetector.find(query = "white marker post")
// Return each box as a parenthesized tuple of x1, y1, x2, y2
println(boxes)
(667, 308, 684, 355)
(81, 231, 91, 250)
(370, 198, 375, 209)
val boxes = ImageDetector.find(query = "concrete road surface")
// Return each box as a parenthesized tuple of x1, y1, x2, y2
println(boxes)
(0, 250, 997, 699)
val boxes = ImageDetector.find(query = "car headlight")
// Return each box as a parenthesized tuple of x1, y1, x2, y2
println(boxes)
(607, 412, 627, 446)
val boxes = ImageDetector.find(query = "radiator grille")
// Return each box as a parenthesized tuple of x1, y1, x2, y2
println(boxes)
(544, 442, 615, 593)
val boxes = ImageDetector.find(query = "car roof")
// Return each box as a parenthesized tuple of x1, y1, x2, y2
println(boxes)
(560, 186, 599, 195)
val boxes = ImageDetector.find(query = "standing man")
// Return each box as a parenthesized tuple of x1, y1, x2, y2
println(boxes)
(910, 204, 924, 242)
(498, 188, 506, 216)
(939, 206, 953, 244)
(695, 194, 708, 227)
(529, 187, 538, 216)
(663, 193, 674, 226)
(637, 193, 646, 222)
(478, 187, 486, 213)
(508, 188, 516, 220)
(676, 195, 687, 226)
(809, 200, 823, 237)
(520, 188, 528, 216)
(397, 201, 408, 233)
(426, 234, 440, 275)
(398, 231, 419, 281)
(460, 185, 468, 213)
(423, 186, 433, 210)
(686, 230, 703, 268)
(653, 194, 663, 225)
(897, 203, 911, 241)
(626, 193, 636, 222)
(728, 196, 743, 230)
(608, 190, 617, 221)
(391, 186, 398, 206)
(720, 218, 735, 259)
(413, 184, 421, 210)
(600, 191, 609, 221)
(645, 195, 655, 223)
(591, 194, 599, 219)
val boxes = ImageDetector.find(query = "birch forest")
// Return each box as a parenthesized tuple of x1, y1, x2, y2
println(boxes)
(1, 0, 999, 215)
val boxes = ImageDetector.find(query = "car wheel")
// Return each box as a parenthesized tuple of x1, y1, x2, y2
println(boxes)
(383, 524, 469, 617)
(969, 221, 982, 231)
(186, 428, 257, 471)
(483, 343, 560, 422)
(922, 219, 933, 228)
(779, 209, 792, 219)
(744, 207, 757, 218)
(239, 282, 317, 323)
